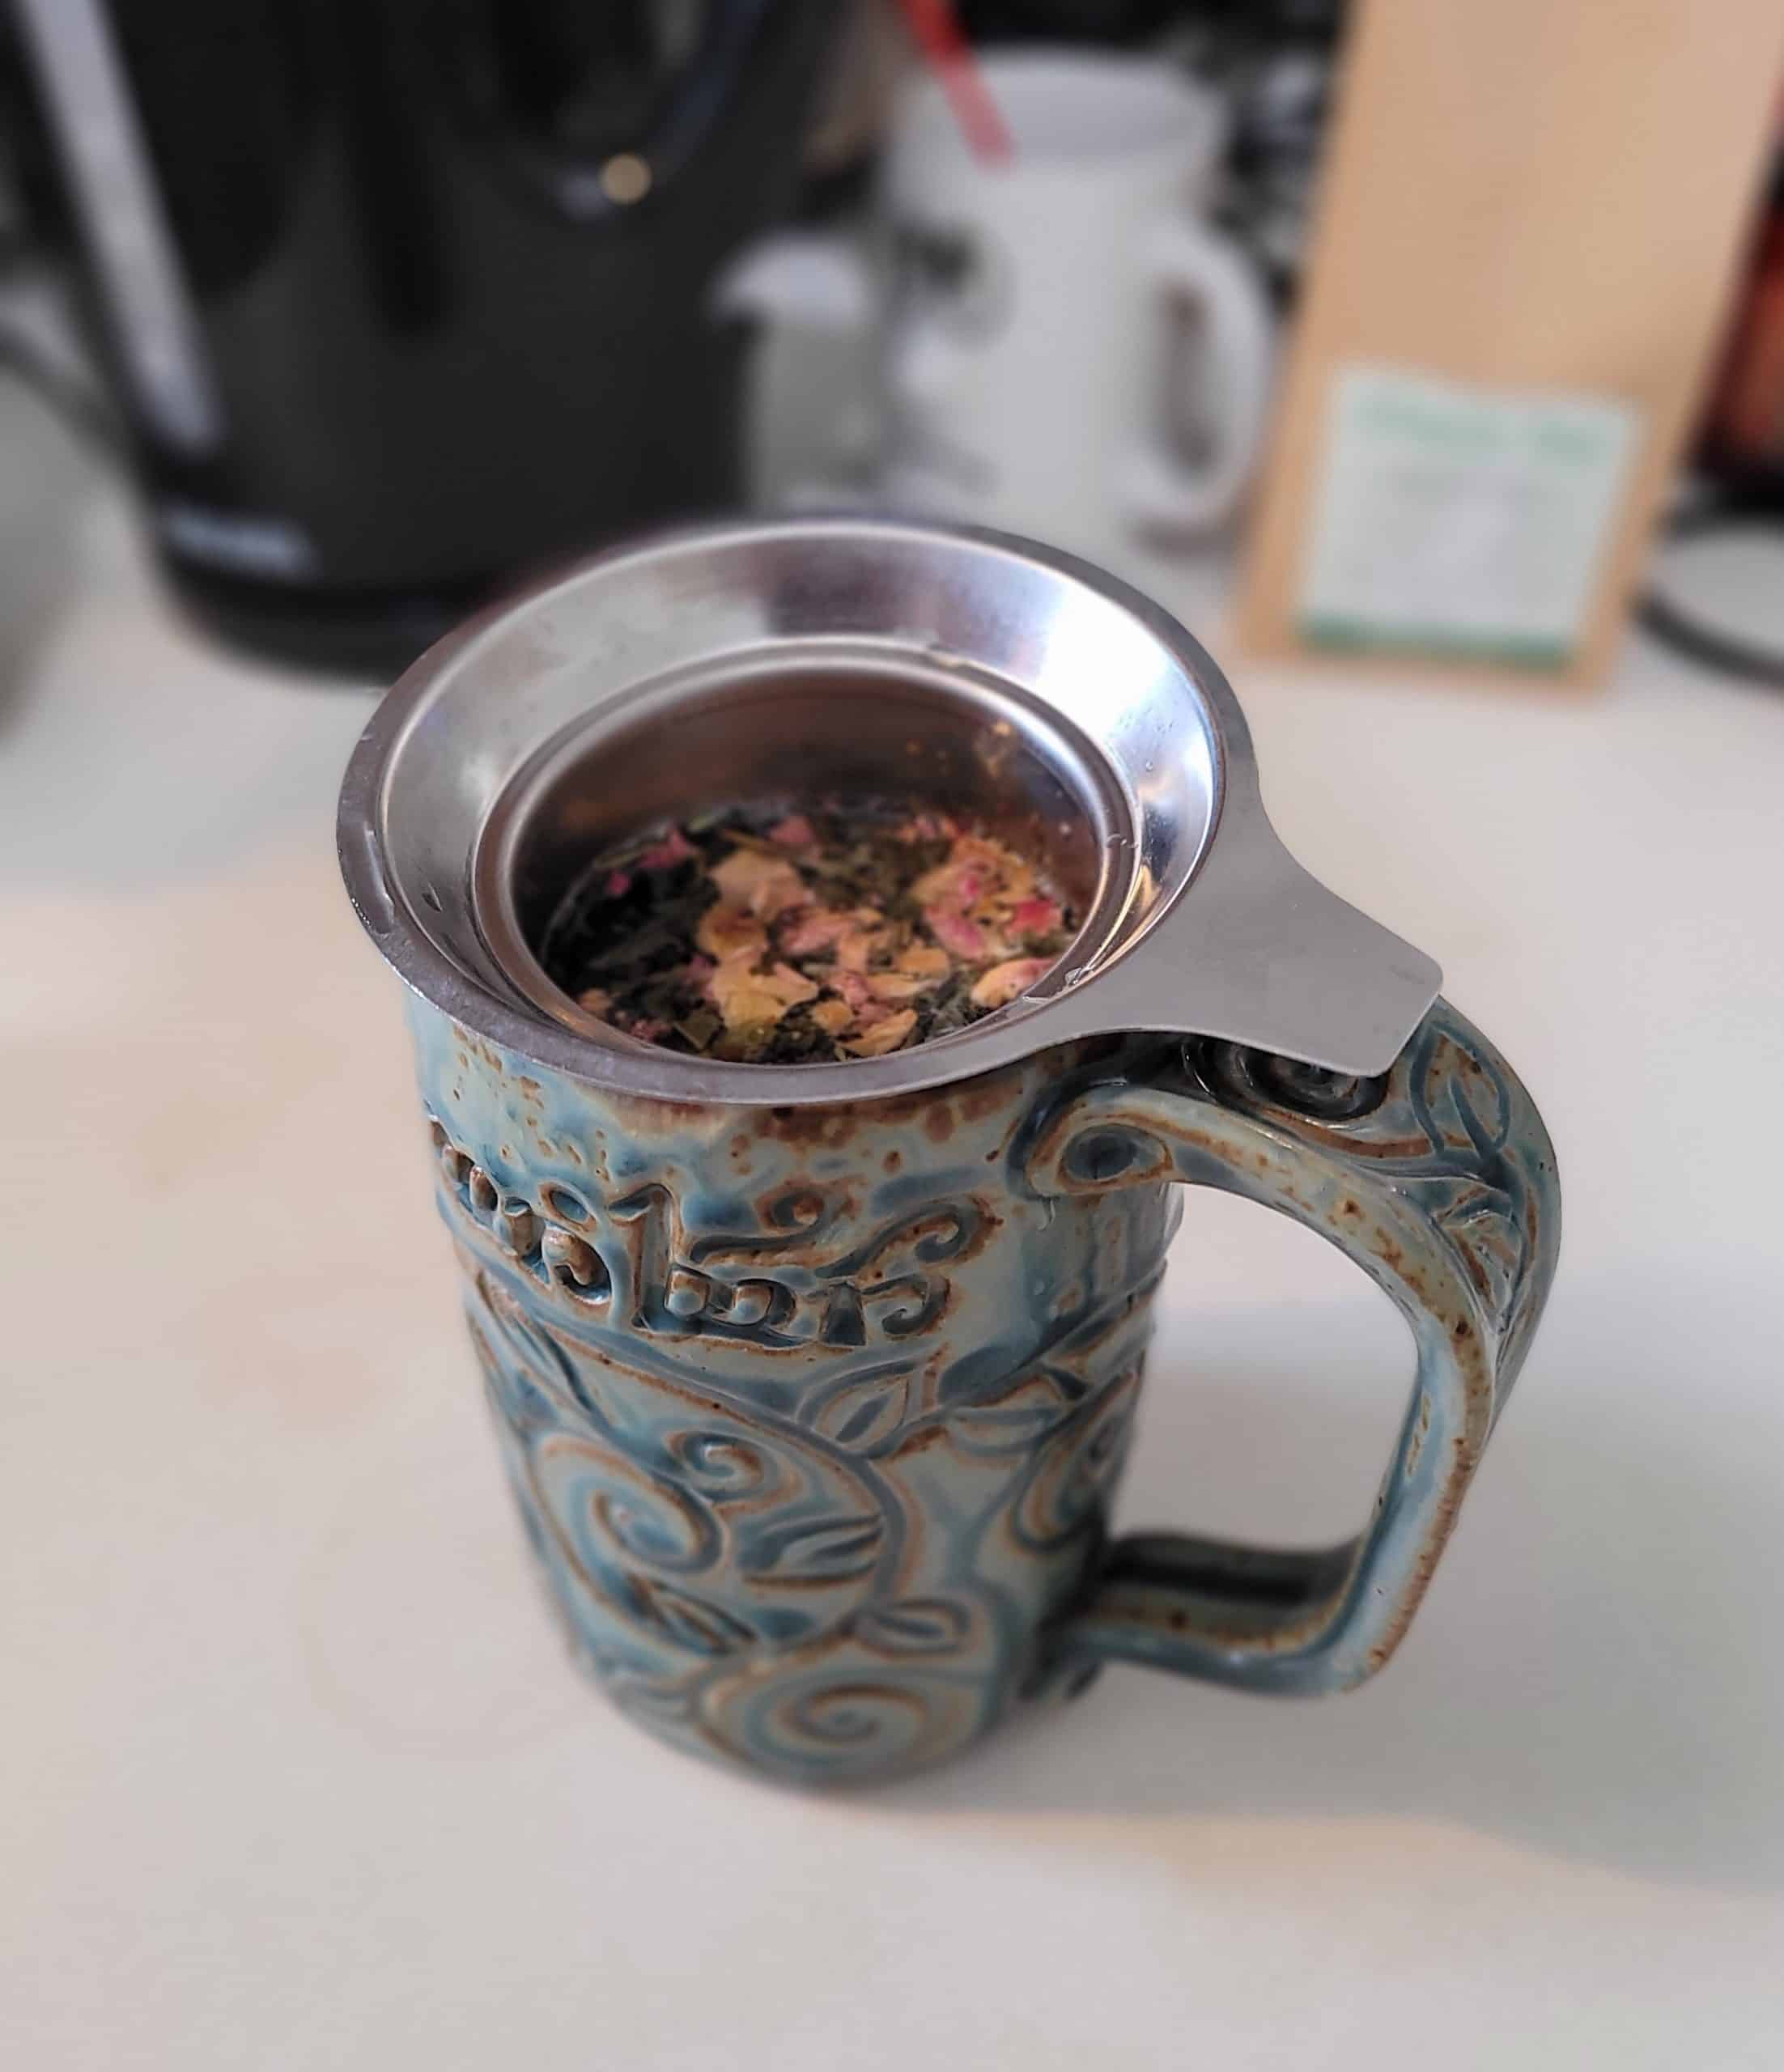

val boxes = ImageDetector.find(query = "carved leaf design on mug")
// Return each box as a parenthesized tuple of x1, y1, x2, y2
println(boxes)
(798, 1362, 919, 1454)
(477, 1303, 912, 1667)
(934, 1261, 1161, 1464)
(1412, 1030, 1527, 1325)
(1430, 1187, 1522, 1317)
(1417, 1027, 1511, 1147)
(945, 1368, 1078, 1458)
(469, 1264, 609, 1428)
(625, 1574, 758, 1658)
(743, 1509, 886, 1582)
(1010, 1367, 1142, 1554)
(853, 1597, 975, 1658)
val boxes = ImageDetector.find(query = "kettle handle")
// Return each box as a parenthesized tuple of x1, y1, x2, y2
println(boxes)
(1027, 999, 1560, 1694)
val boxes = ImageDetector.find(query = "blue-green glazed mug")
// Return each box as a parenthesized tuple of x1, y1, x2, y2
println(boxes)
(340, 519, 1560, 1785)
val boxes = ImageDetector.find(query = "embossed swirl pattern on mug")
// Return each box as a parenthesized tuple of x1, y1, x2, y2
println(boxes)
(418, 1000, 1553, 1777)
(431, 1079, 1164, 1781)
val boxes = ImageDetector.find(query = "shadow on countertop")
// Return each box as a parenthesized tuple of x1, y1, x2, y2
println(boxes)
(892, 1267, 1784, 1896)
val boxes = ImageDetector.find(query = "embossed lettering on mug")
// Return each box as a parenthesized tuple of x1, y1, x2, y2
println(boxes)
(431, 1116, 988, 1348)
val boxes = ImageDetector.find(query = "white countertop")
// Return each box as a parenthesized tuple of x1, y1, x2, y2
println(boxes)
(5, 381, 1784, 2069)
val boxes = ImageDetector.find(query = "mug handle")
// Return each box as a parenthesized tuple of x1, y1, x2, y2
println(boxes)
(1123, 221, 1276, 535)
(1028, 999, 1560, 1693)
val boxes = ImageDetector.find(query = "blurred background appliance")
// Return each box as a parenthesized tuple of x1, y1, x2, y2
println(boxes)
(0, 0, 835, 672)
(6, 0, 1773, 693)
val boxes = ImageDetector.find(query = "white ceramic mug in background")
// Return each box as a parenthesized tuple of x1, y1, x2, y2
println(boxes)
(723, 51, 1276, 550)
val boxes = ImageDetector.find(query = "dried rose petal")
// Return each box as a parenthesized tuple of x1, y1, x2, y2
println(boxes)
(867, 968, 941, 1004)
(843, 1008, 918, 1056)
(975, 833, 1034, 892)
(637, 826, 695, 871)
(628, 1016, 669, 1042)
(545, 797, 1073, 1068)
(1011, 896, 1061, 939)
(762, 962, 819, 1006)
(696, 903, 769, 962)
(758, 877, 813, 923)
(835, 926, 888, 974)
(924, 832, 1038, 919)
(910, 859, 962, 906)
(781, 908, 853, 957)
(925, 904, 985, 960)
(970, 957, 1051, 1009)
(711, 966, 790, 1033)
(828, 970, 893, 1025)
(711, 846, 810, 919)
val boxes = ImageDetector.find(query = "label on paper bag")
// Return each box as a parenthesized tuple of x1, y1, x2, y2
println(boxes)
(1297, 365, 1642, 669)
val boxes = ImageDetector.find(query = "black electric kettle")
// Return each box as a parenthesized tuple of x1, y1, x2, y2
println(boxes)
(2, 0, 835, 671)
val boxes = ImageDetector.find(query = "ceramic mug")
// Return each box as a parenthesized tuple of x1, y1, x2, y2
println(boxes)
(339, 517, 1559, 1785)
(724, 51, 1276, 550)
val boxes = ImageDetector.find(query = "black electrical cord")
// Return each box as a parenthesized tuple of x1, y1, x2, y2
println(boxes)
(1638, 495, 1784, 690)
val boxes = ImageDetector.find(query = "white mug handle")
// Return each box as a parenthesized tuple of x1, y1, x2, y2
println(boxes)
(1123, 221, 1275, 536)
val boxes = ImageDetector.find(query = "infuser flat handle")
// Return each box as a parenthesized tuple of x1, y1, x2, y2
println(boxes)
(1027, 998, 1559, 1693)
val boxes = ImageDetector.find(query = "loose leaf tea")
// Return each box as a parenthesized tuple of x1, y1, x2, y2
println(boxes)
(538, 800, 1077, 1064)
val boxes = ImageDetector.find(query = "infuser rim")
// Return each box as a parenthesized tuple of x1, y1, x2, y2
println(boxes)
(339, 516, 1437, 1103)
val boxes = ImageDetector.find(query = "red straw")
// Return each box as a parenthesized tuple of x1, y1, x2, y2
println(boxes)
(897, 0, 1013, 165)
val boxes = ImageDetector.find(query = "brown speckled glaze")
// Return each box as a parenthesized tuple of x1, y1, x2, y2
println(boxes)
(407, 991, 1558, 1783)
